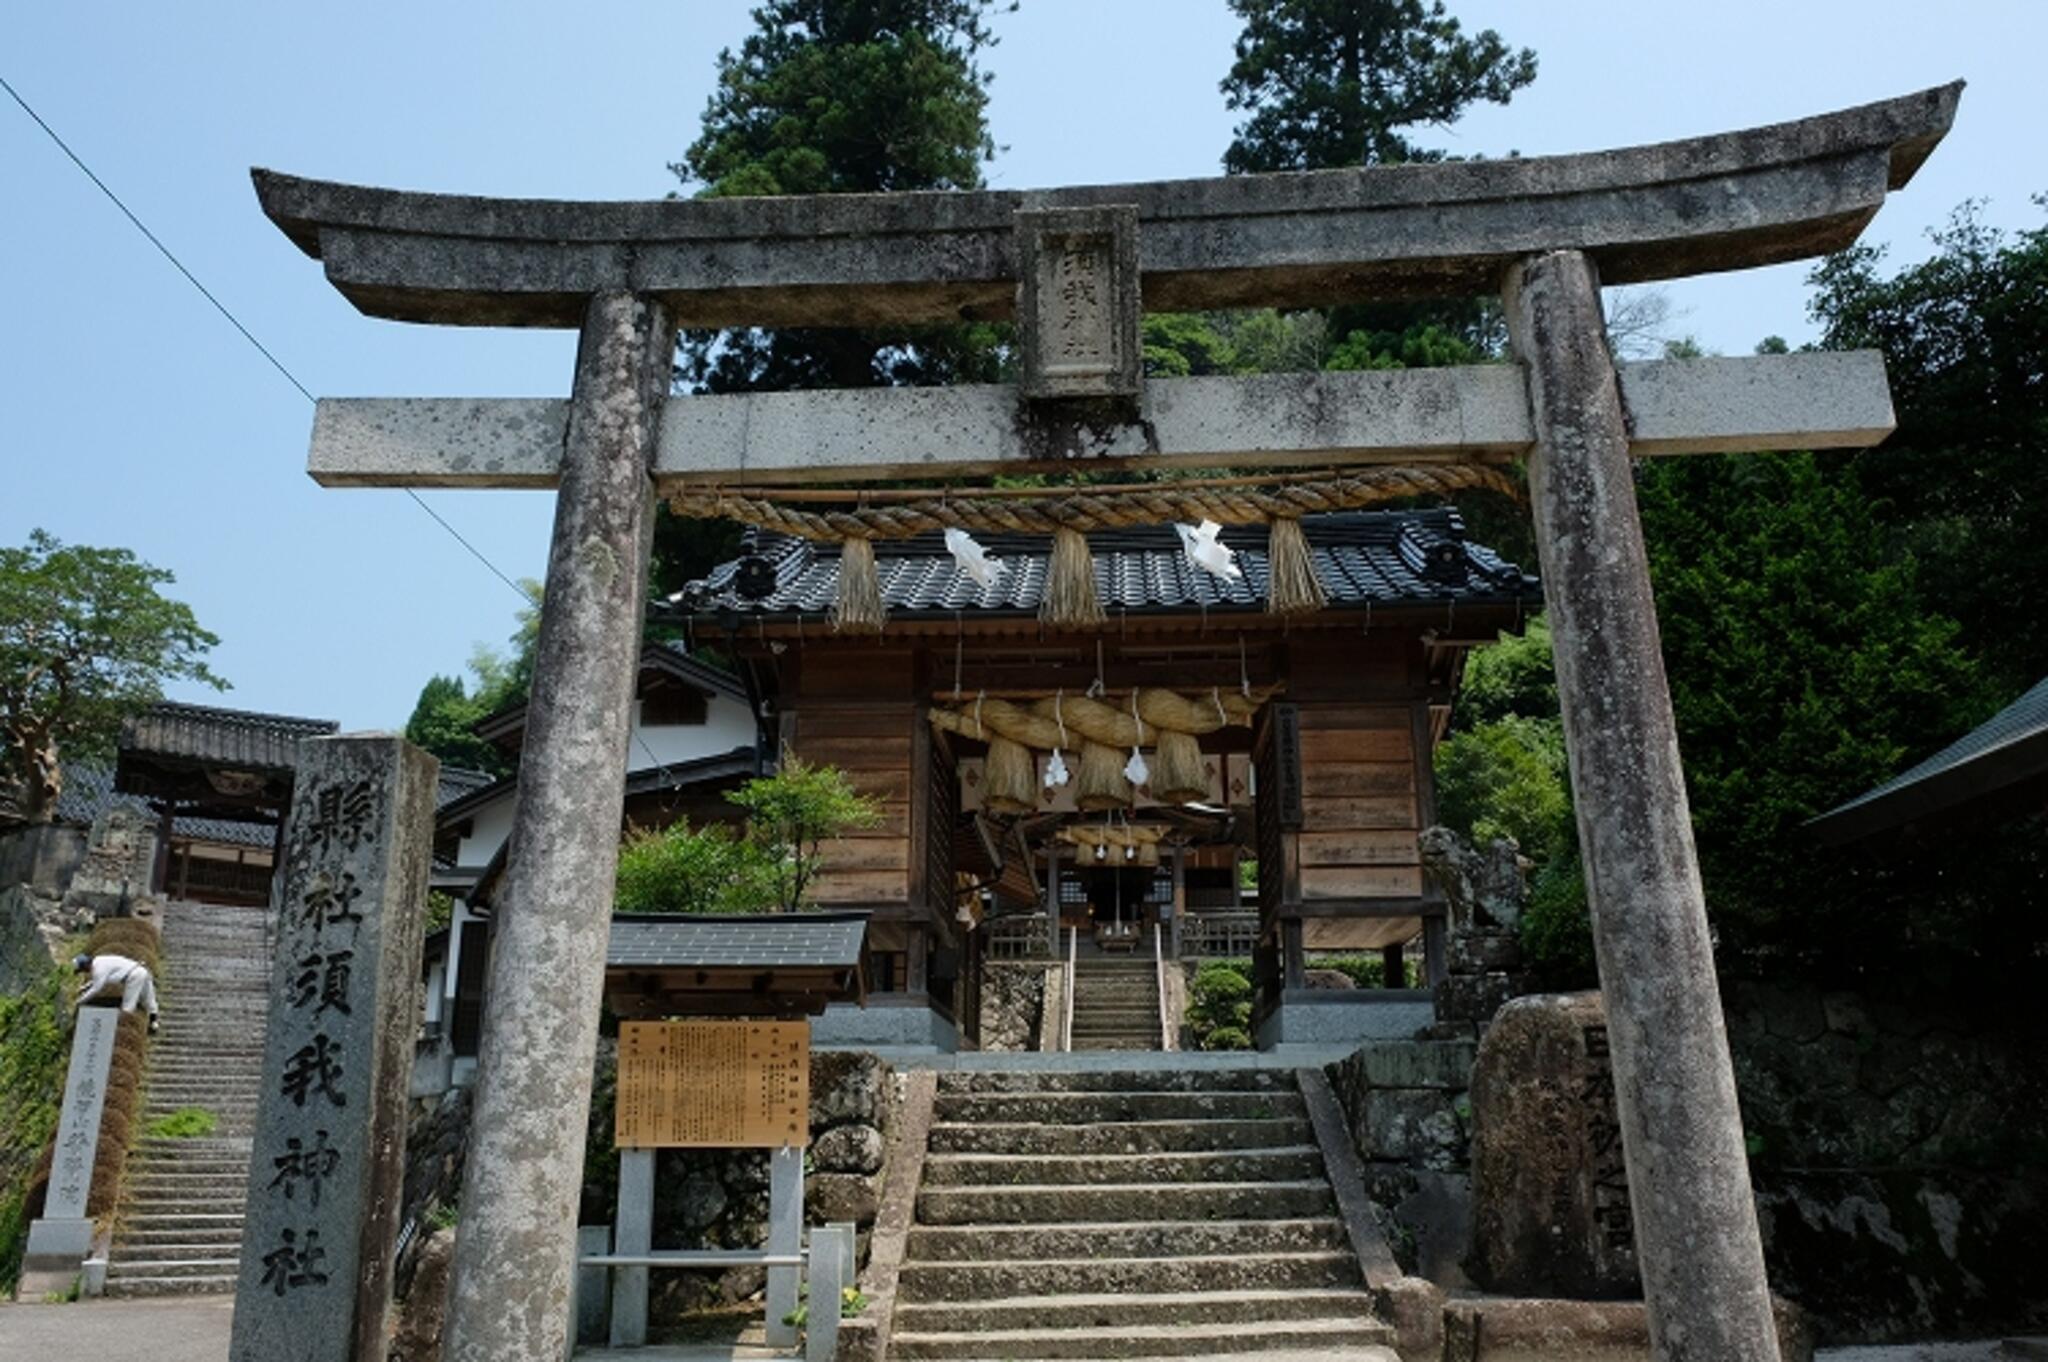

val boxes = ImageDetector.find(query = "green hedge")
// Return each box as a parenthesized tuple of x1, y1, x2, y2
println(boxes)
(0, 957, 72, 1294)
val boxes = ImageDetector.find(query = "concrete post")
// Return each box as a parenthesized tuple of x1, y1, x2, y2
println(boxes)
(1503, 249, 1780, 1362)
(442, 291, 675, 1362)
(765, 1145, 804, 1348)
(608, 1149, 654, 1348)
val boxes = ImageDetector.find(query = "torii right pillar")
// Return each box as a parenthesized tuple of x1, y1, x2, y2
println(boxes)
(1505, 248, 1781, 1362)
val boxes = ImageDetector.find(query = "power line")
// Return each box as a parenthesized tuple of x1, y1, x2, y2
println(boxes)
(2, 72, 688, 785)
(0, 70, 537, 609)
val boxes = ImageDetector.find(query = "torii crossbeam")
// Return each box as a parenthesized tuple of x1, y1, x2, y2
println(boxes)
(251, 83, 1958, 1362)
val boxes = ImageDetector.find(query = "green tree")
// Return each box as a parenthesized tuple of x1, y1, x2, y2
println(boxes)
(1810, 201, 2048, 695)
(1220, 0, 1536, 174)
(403, 676, 508, 779)
(400, 581, 542, 777)
(656, 0, 1014, 595)
(731, 755, 884, 912)
(1636, 451, 1990, 957)
(0, 531, 224, 824)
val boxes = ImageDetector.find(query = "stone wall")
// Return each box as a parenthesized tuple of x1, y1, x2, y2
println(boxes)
(978, 962, 1048, 1052)
(1323, 981, 2048, 1344)
(1322, 1037, 1476, 1284)
(393, 1041, 900, 1345)
(1728, 978, 2048, 1343)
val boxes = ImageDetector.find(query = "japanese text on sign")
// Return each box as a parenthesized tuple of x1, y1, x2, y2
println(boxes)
(615, 1021, 808, 1150)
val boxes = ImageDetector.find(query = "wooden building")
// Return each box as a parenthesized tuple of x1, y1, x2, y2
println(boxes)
(670, 507, 1540, 1049)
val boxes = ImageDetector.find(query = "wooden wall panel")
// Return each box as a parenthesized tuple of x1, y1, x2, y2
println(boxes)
(1287, 700, 1426, 903)
(791, 700, 915, 909)
(1300, 866, 1427, 900)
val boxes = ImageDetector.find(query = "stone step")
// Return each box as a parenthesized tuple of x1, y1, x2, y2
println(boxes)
(916, 1180, 1338, 1225)
(900, 1250, 1359, 1303)
(106, 1256, 240, 1280)
(890, 1315, 1395, 1358)
(938, 1070, 1295, 1095)
(120, 1211, 246, 1230)
(892, 1286, 1379, 1334)
(934, 1091, 1305, 1124)
(127, 1159, 248, 1178)
(921, 1147, 1325, 1187)
(136, 1138, 252, 1154)
(1069, 1039, 1157, 1050)
(116, 1225, 247, 1249)
(100, 1272, 241, 1298)
(123, 1177, 249, 1203)
(111, 1241, 247, 1264)
(928, 1117, 1313, 1155)
(904, 1218, 1349, 1262)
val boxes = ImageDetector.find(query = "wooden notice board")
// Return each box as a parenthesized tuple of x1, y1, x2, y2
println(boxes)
(615, 1020, 810, 1149)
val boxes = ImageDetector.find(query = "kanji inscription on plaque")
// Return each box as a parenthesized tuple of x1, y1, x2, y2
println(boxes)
(615, 1020, 809, 1149)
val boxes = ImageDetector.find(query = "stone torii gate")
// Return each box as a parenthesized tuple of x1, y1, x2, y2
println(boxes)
(255, 83, 1958, 1362)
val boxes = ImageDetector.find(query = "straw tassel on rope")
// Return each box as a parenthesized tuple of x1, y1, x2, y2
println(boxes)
(1040, 526, 1105, 629)
(1265, 516, 1327, 615)
(832, 536, 887, 633)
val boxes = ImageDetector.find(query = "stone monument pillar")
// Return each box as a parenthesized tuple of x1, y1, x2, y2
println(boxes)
(1467, 992, 1639, 1297)
(1505, 249, 1781, 1361)
(230, 735, 434, 1362)
(16, 1006, 119, 1298)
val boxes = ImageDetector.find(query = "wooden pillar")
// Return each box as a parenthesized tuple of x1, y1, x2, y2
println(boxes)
(1422, 916, 1448, 988)
(153, 803, 174, 896)
(1281, 919, 1306, 990)
(1505, 250, 1779, 1362)
(442, 292, 675, 1362)
(1381, 943, 1405, 990)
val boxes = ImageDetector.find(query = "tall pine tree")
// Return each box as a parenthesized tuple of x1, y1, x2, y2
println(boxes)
(1220, 0, 1535, 173)
(654, 0, 1013, 593)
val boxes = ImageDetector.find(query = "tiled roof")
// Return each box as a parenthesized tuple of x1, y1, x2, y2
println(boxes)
(668, 509, 1537, 620)
(56, 764, 275, 847)
(607, 911, 870, 970)
(437, 766, 497, 810)
(119, 701, 337, 772)
(1810, 676, 2048, 843)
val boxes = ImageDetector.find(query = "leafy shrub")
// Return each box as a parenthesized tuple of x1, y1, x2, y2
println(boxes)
(615, 757, 882, 914)
(1187, 961, 1253, 1051)
(615, 822, 777, 915)
(0, 959, 70, 1294)
(145, 1107, 216, 1139)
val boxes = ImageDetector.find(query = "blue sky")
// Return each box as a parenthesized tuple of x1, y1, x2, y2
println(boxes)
(3, 2, 2041, 731)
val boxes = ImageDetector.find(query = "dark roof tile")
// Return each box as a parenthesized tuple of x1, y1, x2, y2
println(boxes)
(669, 509, 1536, 621)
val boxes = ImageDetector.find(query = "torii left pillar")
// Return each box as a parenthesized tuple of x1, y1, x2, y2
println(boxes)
(441, 292, 675, 1362)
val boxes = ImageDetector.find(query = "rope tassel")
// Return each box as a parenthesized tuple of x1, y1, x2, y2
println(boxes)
(832, 536, 887, 633)
(1039, 526, 1105, 629)
(1265, 515, 1327, 615)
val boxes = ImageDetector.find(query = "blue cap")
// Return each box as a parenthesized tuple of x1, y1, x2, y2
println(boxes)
(72, 953, 91, 971)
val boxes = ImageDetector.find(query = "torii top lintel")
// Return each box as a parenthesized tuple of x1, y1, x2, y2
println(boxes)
(255, 83, 1959, 330)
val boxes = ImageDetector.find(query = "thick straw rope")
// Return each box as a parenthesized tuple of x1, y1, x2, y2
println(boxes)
(669, 465, 1520, 542)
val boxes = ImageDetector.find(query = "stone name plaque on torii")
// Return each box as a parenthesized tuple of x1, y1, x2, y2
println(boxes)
(252, 82, 1961, 1362)
(231, 735, 433, 1362)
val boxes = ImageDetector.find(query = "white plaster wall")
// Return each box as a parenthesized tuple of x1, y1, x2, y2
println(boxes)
(455, 796, 518, 869)
(633, 690, 756, 766)
(451, 688, 756, 870)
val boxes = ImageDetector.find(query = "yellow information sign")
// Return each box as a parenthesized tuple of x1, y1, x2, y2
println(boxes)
(615, 1020, 810, 1149)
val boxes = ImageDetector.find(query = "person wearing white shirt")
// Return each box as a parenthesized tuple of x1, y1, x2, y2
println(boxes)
(73, 952, 160, 1035)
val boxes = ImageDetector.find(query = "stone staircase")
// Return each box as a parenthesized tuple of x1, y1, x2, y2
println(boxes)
(1068, 957, 1164, 1051)
(104, 897, 273, 1297)
(890, 1067, 1400, 1360)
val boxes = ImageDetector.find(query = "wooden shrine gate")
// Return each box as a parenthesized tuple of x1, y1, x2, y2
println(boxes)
(254, 83, 1960, 1362)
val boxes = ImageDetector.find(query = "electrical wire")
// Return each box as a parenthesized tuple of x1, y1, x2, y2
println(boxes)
(2, 71, 689, 784)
